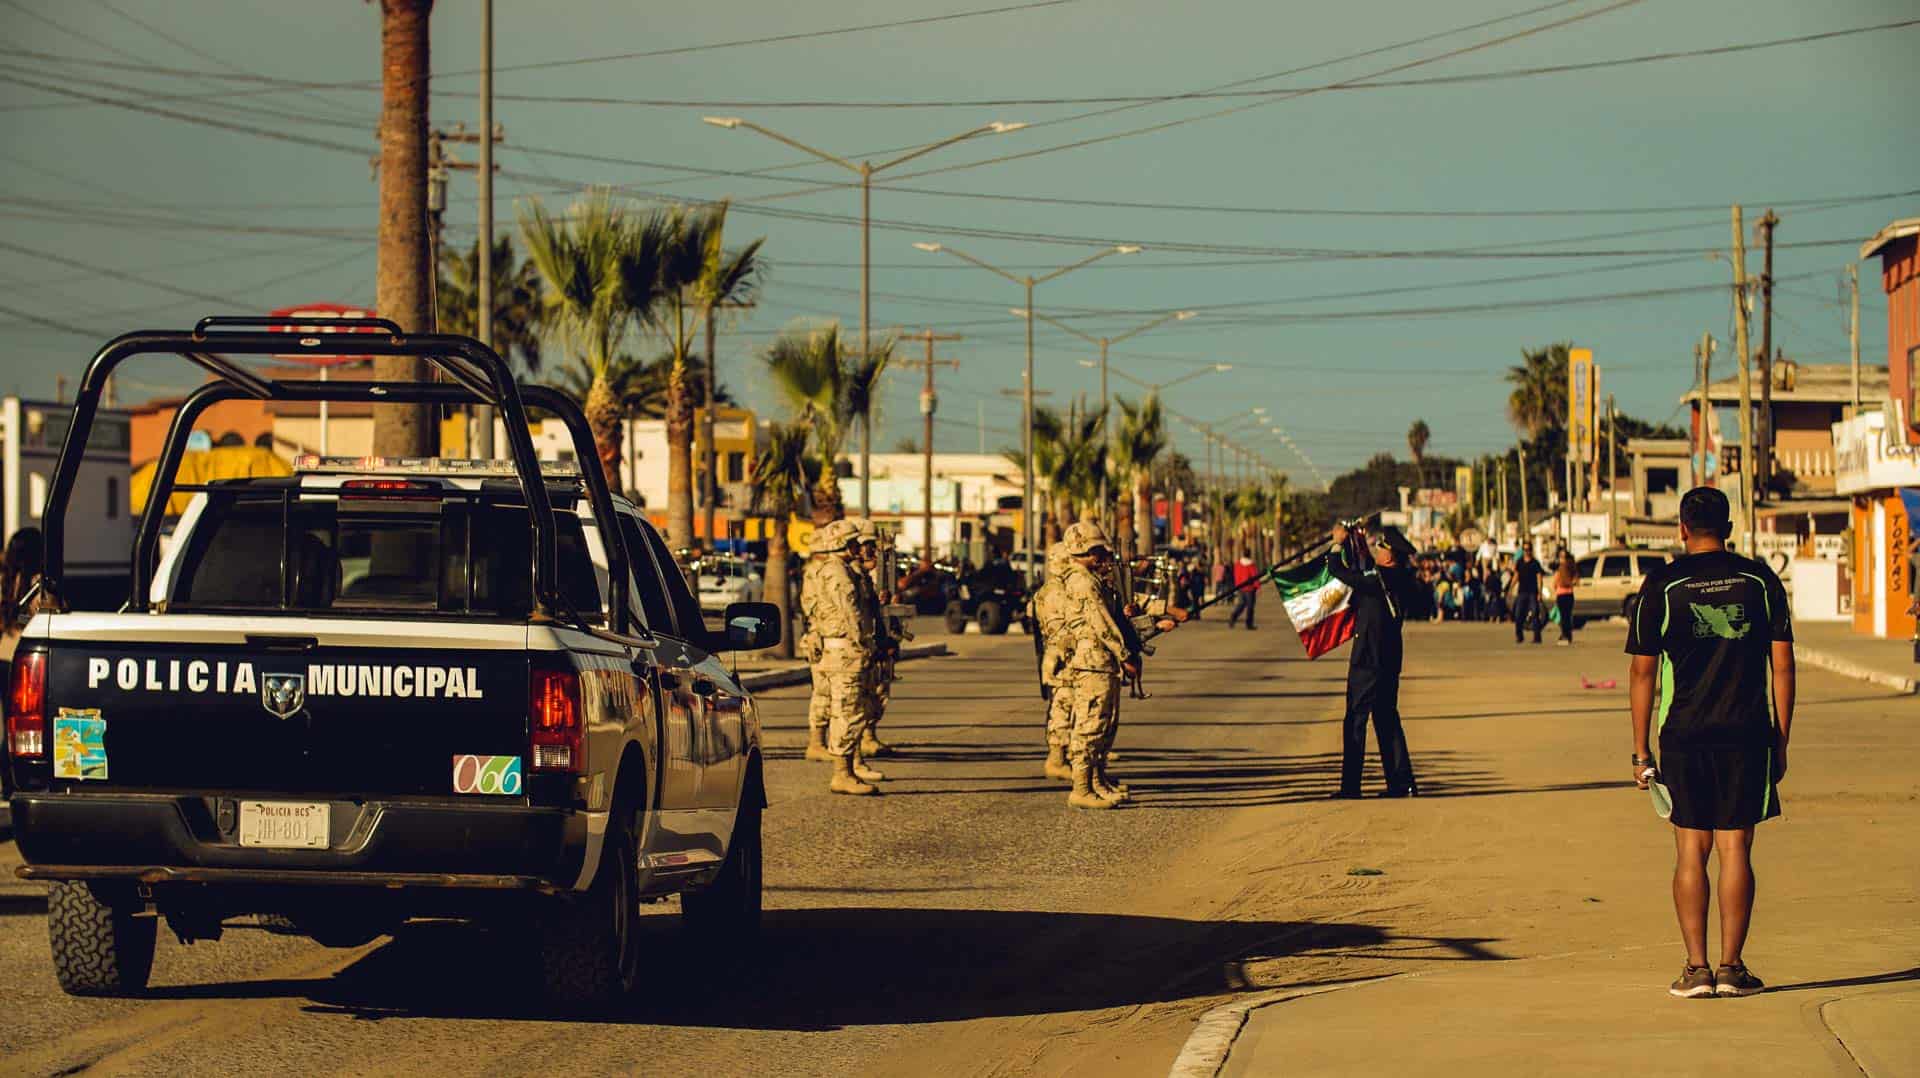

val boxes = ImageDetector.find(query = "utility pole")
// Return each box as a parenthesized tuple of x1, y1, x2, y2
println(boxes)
(1606, 394, 1618, 544)
(437, 122, 504, 451)
(1756, 209, 1778, 498)
(474, 0, 494, 458)
(898, 330, 959, 562)
(1694, 333, 1715, 485)
(1517, 440, 1530, 541)
(699, 300, 755, 546)
(1848, 263, 1862, 411)
(1731, 205, 1755, 553)
(373, 0, 434, 458)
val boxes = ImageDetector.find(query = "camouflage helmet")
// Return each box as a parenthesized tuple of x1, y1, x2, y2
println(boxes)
(847, 516, 878, 542)
(811, 519, 855, 554)
(1061, 520, 1113, 556)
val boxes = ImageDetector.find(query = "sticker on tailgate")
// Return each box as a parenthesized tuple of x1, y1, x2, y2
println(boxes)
(53, 708, 108, 781)
(452, 755, 523, 796)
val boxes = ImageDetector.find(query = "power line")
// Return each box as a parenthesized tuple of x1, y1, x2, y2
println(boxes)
(344, 17, 1920, 111)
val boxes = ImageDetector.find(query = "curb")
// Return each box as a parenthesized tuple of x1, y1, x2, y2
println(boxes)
(739, 642, 951, 692)
(1796, 646, 1918, 695)
(1167, 977, 1398, 1078)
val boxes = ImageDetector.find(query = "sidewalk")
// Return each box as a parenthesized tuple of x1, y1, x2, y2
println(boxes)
(1792, 621, 1918, 694)
(1152, 621, 1919, 1078)
(1222, 924, 1918, 1077)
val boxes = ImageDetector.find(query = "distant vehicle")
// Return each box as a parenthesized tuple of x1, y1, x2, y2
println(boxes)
(695, 554, 763, 613)
(1, 397, 134, 610)
(1574, 546, 1672, 620)
(945, 559, 1025, 635)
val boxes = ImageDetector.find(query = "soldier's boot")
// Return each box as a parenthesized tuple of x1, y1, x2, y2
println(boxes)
(829, 756, 878, 796)
(1043, 744, 1073, 781)
(1094, 750, 1131, 801)
(804, 725, 834, 762)
(851, 745, 887, 783)
(1067, 761, 1118, 810)
(860, 726, 894, 757)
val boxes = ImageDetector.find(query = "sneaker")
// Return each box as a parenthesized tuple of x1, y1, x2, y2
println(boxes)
(1555, 639, 1571, 647)
(1714, 963, 1765, 997)
(1670, 964, 1716, 998)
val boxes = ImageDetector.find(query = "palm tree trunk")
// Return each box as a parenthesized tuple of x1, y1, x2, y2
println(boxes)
(665, 358, 694, 551)
(372, 0, 435, 457)
(1115, 484, 1134, 567)
(583, 375, 623, 490)
(1134, 474, 1154, 557)
(765, 521, 793, 659)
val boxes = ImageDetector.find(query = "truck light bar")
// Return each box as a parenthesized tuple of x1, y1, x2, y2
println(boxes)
(293, 454, 581, 478)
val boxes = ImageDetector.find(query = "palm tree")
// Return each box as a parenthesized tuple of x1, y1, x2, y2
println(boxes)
(1406, 418, 1431, 487)
(436, 235, 544, 374)
(843, 335, 893, 514)
(1506, 343, 1571, 439)
(1009, 405, 1101, 543)
(545, 353, 730, 421)
(764, 321, 857, 517)
(1114, 393, 1167, 561)
(648, 202, 766, 552)
(750, 421, 811, 659)
(1407, 418, 1430, 467)
(517, 190, 671, 485)
(1505, 342, 1572, 502)
(372, 0, 434, 457)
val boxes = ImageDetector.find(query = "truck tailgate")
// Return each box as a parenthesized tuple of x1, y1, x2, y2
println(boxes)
(37, 614, 532, 797)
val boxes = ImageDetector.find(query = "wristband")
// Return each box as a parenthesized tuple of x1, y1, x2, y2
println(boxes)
(1631, 754, 1654, 766)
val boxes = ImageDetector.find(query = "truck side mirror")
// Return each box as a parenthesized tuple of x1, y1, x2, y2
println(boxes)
(719, 601, 782, 652)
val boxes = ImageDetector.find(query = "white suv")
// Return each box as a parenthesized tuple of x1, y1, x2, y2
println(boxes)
(1573, 547, 1672, 619)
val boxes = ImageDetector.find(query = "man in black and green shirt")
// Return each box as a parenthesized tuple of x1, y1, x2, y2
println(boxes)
(1627, 487, 1795, 1000)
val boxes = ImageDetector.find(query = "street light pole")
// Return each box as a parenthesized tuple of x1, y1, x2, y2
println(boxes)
(703, 117, 1025, 518)
(473, 0, 495, 459)
(1015, 307, 1197, 536)
(915, 242, 1141, 586)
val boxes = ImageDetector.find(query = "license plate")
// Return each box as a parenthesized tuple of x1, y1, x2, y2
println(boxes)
(237, 801, 330, 849)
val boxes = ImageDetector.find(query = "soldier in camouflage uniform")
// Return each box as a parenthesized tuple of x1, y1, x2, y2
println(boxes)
(1057, 522, 1138, 810)
(799, 519, 885, 795)
(850, 517, 900, 758)
(1026, 541, 1078, 781)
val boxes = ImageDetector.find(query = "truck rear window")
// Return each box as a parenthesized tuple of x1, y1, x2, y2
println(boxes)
(169, 493, 603, 618)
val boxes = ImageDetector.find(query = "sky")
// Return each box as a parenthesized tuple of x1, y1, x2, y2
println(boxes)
(0, 0, 1914, 482)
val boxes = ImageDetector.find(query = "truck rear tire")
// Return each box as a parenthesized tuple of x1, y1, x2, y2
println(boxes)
(976, 599, 1009, 635)
(48, 881, 155, 997)
(534, 808, 640, 1008)
(944, 602, 969, 634)
(681, 788, 762, 944)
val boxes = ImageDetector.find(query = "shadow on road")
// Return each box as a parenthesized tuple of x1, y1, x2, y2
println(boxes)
(142, 909, 1441, 1029)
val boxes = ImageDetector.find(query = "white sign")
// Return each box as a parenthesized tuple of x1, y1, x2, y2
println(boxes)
(1833, 410, 1920, 495)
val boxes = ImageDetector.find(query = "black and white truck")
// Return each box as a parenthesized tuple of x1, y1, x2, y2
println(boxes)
(4, 317, 780, 1004)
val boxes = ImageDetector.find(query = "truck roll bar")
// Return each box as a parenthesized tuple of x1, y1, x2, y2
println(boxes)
(45, 320, 628, 633)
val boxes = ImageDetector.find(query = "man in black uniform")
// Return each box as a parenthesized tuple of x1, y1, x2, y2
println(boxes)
(1508, 540, 1545, 645)
(1327, 523, 1418, 799)
(1627, 487, 1794, 1000)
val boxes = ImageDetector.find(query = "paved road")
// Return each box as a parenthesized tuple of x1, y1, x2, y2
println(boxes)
(0, 618, 1347, 1077)
(2, 618, 1906, 1077)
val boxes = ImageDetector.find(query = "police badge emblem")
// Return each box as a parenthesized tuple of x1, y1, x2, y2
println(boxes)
(261, 673, 306, 719)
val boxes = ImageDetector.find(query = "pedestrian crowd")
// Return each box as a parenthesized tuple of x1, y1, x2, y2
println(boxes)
(1401, 537, 1582, 645)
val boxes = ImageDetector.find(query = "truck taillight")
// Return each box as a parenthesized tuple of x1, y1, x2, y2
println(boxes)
(7, 650, 46, 759)
(529, 666, 582, 773)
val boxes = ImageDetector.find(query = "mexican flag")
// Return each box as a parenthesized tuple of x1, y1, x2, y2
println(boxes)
(1272, 560, 1355, 659)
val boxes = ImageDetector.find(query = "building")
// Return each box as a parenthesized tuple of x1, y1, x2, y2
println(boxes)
(843, 452, 1024, 560)
(1679, 363, 1881, 567)
(1837, 218, 1920, 644)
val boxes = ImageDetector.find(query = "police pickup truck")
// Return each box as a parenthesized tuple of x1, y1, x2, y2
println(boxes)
(4, 318, 780, 1005)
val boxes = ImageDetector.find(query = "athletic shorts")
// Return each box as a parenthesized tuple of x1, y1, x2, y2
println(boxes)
(1659, 743, 1782, 831)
